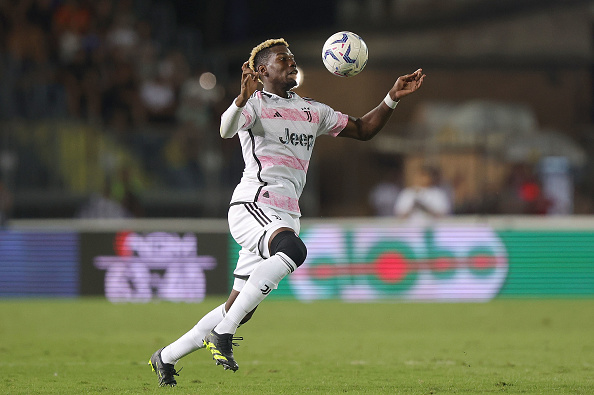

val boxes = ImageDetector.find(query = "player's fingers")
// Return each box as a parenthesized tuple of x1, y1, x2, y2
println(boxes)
(408, 69, 423, 81)
(403, 69, 421, 81)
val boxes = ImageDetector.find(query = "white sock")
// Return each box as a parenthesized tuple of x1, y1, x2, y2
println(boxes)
(214, 253, 296, 335)
(161, 303, 226, 364)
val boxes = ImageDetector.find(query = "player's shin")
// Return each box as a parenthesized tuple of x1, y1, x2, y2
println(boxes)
(214, 253, 296, 334)
(161, 303, 227, 364)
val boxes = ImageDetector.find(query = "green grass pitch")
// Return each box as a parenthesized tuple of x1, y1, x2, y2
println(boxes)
(1, 298, 593, 394)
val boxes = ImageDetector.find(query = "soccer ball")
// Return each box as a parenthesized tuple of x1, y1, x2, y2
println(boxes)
(321, 31, 368, 77)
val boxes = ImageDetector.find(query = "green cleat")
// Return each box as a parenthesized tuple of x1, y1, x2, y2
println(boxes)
(148, 348, 181, 387)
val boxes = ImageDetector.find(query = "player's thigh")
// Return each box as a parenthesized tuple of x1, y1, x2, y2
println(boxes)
(228, 203, 300, 258)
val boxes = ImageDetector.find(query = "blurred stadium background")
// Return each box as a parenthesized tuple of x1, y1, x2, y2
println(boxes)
(0, 0, 593, 302)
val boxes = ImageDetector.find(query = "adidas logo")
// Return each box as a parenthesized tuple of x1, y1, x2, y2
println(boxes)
(273, 111, 282, 118)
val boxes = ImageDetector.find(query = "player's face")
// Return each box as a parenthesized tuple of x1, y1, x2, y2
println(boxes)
(262, 45, 298, 90)
(417, 170, 433, 188)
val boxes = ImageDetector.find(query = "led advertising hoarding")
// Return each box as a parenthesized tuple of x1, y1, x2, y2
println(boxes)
(2, 220, 593, 301)
(229, 224, 594, 301)
(80, 231, 230, 302)
(0, 231, 79, 297)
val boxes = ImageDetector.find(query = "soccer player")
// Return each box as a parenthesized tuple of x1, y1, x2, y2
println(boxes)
(149, 38, 425, 386)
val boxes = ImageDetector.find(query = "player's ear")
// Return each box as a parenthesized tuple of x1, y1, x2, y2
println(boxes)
(258, 64, 268, 77)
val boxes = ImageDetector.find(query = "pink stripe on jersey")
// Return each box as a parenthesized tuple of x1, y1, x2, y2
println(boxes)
(329, 112, 349, 137)
(257, 189, 301, 214)
(259, 155, 310, 172)
(261, 107, 320, 123)
(241, 109, 253, 129)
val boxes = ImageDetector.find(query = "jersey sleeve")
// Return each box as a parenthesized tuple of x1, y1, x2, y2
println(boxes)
(316, 102, 349, 137)
(219, 100, 257, 138)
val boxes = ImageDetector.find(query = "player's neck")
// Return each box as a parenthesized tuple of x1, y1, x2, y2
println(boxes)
(263, 85, 291, 99)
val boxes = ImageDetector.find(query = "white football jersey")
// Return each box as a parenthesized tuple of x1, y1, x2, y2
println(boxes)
(223, 90, 348, 216)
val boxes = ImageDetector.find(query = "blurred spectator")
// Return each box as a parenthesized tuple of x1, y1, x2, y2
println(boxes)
(4, 3, 64, 119)
(162, 122, 205, 188)
(368, 160, 401, 216)
(163, 50, 190, 91)
(53, 0, 91, 64)
(110, 166, 144, 217)
(395, 165, 451, 223)
(498, 162, 551, 215)
(78, 165, 143, 218)
(177, 66, 222, 127)
(93, 0, 114, 33)
(539, 156, 572, 215)
(139, 59, 177, 124)
(134, 19, 160, 81)
(61, 47, 102, 120)
(106, 13, 138, 58)
(77, 179, 132, 219)
(102, 60, 142, 130)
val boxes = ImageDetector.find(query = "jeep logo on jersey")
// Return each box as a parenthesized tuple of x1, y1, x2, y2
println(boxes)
(279, 128, 314, 151)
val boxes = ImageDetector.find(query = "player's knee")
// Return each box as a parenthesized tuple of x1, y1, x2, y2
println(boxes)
(269, 230, 307, 267)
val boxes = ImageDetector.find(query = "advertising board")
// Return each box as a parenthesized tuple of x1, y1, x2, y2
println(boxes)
(80, 231, 230, 301)
(228, 223, 594, 301)
(0, 231, 78, 297)
(3, 218, 593, 301)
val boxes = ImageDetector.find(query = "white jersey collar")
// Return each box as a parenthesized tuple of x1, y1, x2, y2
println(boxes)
(261, 90, 296, 100)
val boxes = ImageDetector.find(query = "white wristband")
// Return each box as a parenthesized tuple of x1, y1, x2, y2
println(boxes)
(384, 93, 399, 109)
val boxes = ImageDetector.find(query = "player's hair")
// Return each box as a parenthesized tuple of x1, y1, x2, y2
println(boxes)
(248, 38, 289, 71)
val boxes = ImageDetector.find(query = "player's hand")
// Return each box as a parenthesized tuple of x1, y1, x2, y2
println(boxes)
(390, 68, 425, 101)
(236, 62, 259, 107)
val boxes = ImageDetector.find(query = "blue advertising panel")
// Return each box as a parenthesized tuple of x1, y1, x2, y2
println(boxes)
(0, 231, 79, 297)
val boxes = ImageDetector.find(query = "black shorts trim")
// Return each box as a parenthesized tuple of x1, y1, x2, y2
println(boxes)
(257, 230, 267, 259)
(244, 202, 272, 227)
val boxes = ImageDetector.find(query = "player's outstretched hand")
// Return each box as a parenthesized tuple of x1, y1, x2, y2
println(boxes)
(392, 69, 425, 101)
(236, 62, 259, 107)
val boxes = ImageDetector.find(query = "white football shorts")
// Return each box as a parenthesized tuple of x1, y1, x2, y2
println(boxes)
(228, 202, 301, 291)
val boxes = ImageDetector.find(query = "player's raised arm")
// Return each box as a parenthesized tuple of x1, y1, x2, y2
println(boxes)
(220, 62, 259, 138)
(339, 68, 425, 141)
(236, 62, 259, 107)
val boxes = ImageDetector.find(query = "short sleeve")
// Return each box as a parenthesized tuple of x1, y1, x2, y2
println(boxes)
(316, 102, 349, 137)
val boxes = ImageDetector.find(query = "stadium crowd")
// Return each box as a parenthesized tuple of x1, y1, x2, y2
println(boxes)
(0, 1, 588, 218)
(0, 0, 243, 210)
